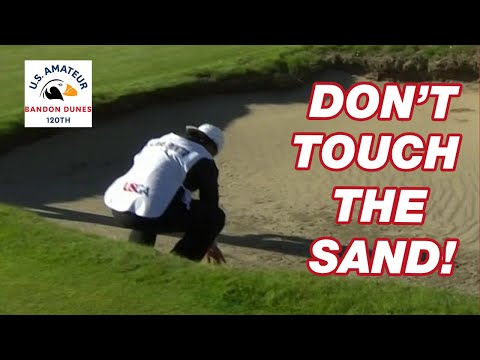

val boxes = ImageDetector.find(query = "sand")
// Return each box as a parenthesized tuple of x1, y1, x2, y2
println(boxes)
(0, 71, 478, 296)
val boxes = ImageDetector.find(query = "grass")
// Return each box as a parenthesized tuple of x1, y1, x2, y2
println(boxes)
(0, 204, 477, 315)
(0, 45, 477, 138)
(0, 45, 297, 133)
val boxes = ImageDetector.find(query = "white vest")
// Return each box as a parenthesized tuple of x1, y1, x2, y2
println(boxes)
(104, 133, 213, 218)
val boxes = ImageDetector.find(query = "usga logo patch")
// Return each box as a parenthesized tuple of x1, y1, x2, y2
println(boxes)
(24, 60, 92, 128)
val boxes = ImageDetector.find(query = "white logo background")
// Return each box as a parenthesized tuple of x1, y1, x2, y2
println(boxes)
(24, 60, 92, 128)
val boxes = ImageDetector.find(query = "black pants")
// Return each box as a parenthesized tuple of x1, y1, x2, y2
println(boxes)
(111, 197, 225, 262)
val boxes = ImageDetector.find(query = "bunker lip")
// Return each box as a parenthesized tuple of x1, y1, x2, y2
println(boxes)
(3, 51, 479, 156)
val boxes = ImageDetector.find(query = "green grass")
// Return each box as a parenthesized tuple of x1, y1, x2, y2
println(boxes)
(0, 45, 297, 133)
(0, 204, 477, 315)
(1, 45, 477, 138)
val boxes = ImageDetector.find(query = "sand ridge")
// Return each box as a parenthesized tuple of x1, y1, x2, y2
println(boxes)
(0, 71, 478, 296)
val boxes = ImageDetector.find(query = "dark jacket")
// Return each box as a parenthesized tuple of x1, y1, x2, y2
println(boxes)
(178, 134, 220, 210)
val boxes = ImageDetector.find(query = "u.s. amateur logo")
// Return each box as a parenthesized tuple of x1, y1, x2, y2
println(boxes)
(24, 60, 92, 128)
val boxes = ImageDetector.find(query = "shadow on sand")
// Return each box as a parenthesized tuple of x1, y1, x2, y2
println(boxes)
(0, 70, 359, 258)
(26, 203, 375, 260)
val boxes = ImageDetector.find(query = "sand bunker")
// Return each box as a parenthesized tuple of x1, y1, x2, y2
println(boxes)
(0, 71, 478, 296)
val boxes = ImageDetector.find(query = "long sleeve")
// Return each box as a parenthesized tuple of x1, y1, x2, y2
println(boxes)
(184, 158, 220, 210)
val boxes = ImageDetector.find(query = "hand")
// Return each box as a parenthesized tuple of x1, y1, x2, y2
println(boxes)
(206, 244, 226, 265)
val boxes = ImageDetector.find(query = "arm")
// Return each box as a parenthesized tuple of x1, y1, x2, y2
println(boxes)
(184, 158, 220, 210)
(186, 158, 226, 264)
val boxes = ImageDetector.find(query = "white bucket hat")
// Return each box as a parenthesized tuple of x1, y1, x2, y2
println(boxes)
(185, 123, 224, 154)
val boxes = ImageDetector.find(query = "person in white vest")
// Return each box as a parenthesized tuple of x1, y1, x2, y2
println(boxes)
(104, 123, 226, 264)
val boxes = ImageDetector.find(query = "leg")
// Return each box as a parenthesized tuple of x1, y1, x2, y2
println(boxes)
(112, 192, 191, 247)
(111, 209, 158, 246)
(128, 229, 157, 246)
(170, 201, 226, 262)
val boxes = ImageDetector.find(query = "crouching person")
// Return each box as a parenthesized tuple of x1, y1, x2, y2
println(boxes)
(104, 123, 226, 264)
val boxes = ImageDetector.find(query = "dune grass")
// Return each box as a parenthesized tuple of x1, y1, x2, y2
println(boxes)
(0, 204, 477, 315)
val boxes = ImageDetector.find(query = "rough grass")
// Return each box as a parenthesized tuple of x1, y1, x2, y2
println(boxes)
(1, 45, 477, 141)
(0, 45, 296, 132)
(0, 204, 477, 315)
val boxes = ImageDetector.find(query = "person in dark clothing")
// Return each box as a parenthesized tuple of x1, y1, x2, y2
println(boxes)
(104, 123, 226, 264)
